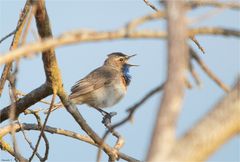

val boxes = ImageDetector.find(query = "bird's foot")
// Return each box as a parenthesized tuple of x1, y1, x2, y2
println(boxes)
(96, 109, 117, 128)
(102, 111, 117, 128)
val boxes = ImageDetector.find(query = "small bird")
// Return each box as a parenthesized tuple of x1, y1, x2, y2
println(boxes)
(48, 52, 137, 120)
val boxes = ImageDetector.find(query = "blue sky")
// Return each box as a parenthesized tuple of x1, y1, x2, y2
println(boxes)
(0, 0, 239, 162)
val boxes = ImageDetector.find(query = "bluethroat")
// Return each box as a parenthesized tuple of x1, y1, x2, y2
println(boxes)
(49, 52, 137, 122)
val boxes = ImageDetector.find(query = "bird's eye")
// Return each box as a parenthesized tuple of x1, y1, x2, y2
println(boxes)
(119, 58, 124, 62)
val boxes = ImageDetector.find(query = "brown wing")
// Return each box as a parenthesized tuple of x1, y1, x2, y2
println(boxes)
(69, 66, 117, 99)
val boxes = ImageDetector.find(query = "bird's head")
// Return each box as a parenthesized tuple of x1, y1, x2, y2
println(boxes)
(104, 52, 137, 71)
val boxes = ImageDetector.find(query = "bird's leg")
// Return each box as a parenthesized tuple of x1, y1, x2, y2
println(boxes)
(95, 108, 117, 127)
(95, 108, 109, 116)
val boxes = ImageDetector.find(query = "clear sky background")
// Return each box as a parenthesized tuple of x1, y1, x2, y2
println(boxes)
(0, 0, 239, 162)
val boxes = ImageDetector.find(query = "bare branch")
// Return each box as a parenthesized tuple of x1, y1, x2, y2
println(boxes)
(187, 0, 240, 10)
(143, 0, 159, 12)
(97, 122, 124, 162)
(0, 83, 52, 123)
(0, 1, 238, 161)
(189, 60, 202, 86)
(190, 48, 231, 92)
(190, 36, 205, 54)
(0, 139, 28, 162)
(18, 120, 43, 160)
(189, 27, 240, 37)
(0, 140, 15, 157)
(126, 11, 165, 31)
(188, 7, 227, 25)
(147, 1, 188, 161)
(0, 27, 239, 66)
(23, 109, 49, 162)
(8, 65, 24, 162)
(168, 79, 240, 161)
(0, 123, 140, 162)
(58, 89, 118, 161)
(21, 4, 37, 45)
(109, 84, 164, 133)
(97, 84, 164, 161)
(0, 64, 12, 97)
(30, 1, 127, 160)
(16, 90, 54, 106)
(34, 0, 62, 88)
(0, 0, 30, 44)
(28, 93, 55, 161)
(0, 0, 31, 97)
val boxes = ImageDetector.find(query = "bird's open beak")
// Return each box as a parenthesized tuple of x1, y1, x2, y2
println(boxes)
(126, 64, 139, 67)
(126, 54, 139, 67)
(127, 54, 137, 59)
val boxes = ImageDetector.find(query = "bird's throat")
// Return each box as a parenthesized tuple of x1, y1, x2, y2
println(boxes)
(122, 64, 131, 86)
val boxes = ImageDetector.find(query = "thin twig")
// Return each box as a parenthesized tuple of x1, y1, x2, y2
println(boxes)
(16, 89, 57, 106)
(29, 93, 56, 161)
(189, 60, 202, 86)
(190, 36, 205, 54)
(0, 0, 31, 97)
(126, 11, 165, 31)
(143, 0, 159, 12)
(21, 4, 37, 45)
(0, 2, 29, 44)
(98, 84, 164, 161)
(0, 83, 52, 123)
(20, 109, 50, 161)
(0, 30, 17, 44)
(188, 6, 227, 25)
(0, 123, 140, 162)
(8, 58, 25, 162)
(58, 89, 119, 161)
(190, 48, 230, 92)
(30, 110, 50, 162)
(119, 84, 164, 130)
(0, 26, 239, 66)
(189, 27, 240, 37)
(97, 123, 124, 162)
(187, 0, 240, 10)
(18, 120, 43, 160)
(0, 64, 12, 97)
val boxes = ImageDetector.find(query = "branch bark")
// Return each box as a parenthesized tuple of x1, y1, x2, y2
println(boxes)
(0, 123, 140, 162)
(0, 0, 31, 97)
(187, 0, 240, 10)
(32, 1, 133, 161)
(0, 27, 239, 66)
(0, 83, 52, 123)
(168, 80, 240, 161)
(147, 1, 188, 161)
(57, 90, 119, 161)
(35, 0, 62, 90)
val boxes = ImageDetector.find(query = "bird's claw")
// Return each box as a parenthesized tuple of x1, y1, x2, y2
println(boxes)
(102, 111, 117, 128)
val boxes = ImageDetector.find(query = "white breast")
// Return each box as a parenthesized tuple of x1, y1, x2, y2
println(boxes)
(91, 82, 126, 108)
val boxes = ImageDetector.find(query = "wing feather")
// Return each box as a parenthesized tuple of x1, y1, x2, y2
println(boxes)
(70, 66, 117, 99)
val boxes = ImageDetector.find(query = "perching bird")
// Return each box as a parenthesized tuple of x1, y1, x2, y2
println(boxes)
(48, 52, 137, 118)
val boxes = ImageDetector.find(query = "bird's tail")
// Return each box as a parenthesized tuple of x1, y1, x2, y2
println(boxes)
(44, 102, 63, 114)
